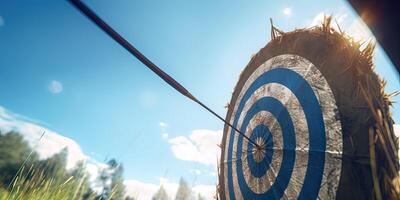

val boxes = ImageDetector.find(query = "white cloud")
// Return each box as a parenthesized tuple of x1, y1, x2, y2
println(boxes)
(125, 178, 177, 200)
(192, 184, 216, 200)
(310, 12, 332, 27)
(0, 16, 4, 27)
(283, 7, 292, 17)
(0, 106, 12, 119)
(85, 159, 109, 182)
(190, 169, 202, 175)
(48, 80, 63, 94)
(162, 133, 169, 139)
(85, 159, 112, 193)
(336, 12, 348, 25)
(124, 179, 159, 200)
(124, 177, 215, 200)
(189, 168, 218, 177)
(168, 129, 222, 168)
(309, 12, 347, 30)
(159, 122, 169, 139)
(159, 122, 167, 127)
(0, 106, 86, 169)
(309, 12, 325, 27)
(347, 17, 375, 43)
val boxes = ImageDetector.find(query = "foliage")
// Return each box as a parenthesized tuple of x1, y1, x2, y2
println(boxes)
(96, 159, 126, 200)
(152, 185, 169, 200)
(0, 163, 97, 200)
(0, 132, 38, 188)
(174, 178, 192, 200)
(0, 131, 126, 200)
(0, 131, 206, 200)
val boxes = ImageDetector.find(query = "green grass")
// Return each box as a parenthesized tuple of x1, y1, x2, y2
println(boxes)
(0, 165, 96, 200)
(0, 163, 126, 200)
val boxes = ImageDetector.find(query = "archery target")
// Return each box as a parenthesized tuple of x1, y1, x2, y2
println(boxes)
(221, 54, 343, 200)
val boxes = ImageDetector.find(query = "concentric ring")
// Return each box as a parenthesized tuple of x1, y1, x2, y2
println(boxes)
(241, 110, 283, 194)
(222, 54, 343, 200)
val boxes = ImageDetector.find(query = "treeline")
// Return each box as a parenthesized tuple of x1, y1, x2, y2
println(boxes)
(0, 131, 209, 200)
(151, 178, 207, 200)
(0, 131, 127, 200)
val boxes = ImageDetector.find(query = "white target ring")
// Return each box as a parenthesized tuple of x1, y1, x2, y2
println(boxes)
(222, 54, 343, 200)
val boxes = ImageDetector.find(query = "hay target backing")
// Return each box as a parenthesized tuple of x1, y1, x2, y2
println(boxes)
(219, 18, 399, 200)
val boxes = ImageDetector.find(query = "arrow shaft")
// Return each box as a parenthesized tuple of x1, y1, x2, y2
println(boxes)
(68, 0, 259, 148)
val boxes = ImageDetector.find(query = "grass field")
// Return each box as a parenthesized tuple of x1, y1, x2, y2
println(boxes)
(0, 164, 94, 200)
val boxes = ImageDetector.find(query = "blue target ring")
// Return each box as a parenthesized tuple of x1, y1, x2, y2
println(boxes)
(247, 125, 274, 178)
(226, 67, 326, 200)
(237, 97, 296, 199)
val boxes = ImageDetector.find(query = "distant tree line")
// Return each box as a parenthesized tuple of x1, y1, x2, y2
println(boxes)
(0, 131, 209, 200)
(151, 178, 206, 200)
(0, 131, 127, 200)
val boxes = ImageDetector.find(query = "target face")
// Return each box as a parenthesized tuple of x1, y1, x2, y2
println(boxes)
(221, 54, 343, 200)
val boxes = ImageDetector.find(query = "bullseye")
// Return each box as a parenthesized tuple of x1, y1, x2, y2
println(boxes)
(247, 125, 274, 177)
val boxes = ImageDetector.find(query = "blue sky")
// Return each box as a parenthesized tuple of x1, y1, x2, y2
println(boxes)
(0, 0, 399, 199)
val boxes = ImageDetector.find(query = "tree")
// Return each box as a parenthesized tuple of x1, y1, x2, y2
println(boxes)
(96, 159, 126, 200)
(0, 131, 38, 187)
(36, 147, 69, 184)
(174, 178, 192, 200)
(70, 161, 93, 199)
(109, 159, 126, 200)
(152, 185, 169, 200)
(0, 131, 130, 199)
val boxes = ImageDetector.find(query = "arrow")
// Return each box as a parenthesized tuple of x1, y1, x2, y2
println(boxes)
(68, 0, 260, 148)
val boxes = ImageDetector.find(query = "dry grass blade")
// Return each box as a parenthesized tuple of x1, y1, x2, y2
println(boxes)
(370, 128, 383, 200)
